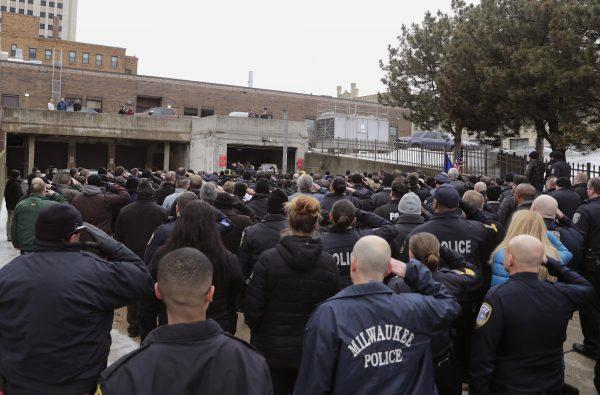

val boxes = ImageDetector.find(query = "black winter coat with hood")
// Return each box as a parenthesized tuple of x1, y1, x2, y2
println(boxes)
(244, 235, 340, 370)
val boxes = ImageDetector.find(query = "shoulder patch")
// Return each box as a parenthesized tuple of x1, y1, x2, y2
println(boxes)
(573, 212, 582, 224)
(484, 224, 498, 233)
(95, 385, 103, 395)
(476, 302, 492, 327)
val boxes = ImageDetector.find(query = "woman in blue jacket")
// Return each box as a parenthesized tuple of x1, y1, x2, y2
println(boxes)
(491, 210, 572, 286)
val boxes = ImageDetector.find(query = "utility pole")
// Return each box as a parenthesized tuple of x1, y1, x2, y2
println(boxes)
(282, 110, 289, 174)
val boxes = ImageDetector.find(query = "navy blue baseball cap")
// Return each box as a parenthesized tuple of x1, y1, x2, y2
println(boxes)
(35, 204, 83, 242)
(434, 184, 460, 208)
(434, 174, 450, 184)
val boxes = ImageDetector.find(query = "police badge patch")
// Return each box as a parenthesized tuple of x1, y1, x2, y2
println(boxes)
(476, 302, 492, 327)
(573, 213, 581, 224)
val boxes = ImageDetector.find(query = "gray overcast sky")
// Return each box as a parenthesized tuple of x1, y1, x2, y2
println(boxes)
(77, 0, 454, 96)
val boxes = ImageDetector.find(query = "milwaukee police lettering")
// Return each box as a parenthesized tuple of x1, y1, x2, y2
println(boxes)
(389, 212, 399, 222)
(333, 251, 352, 267)
(440, 239, 472, 255)
(347, 324, 414, 368)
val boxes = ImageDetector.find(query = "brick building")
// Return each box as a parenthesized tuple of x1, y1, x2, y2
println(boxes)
(0, 13, 137, 76)
(0, 0, 77, 40)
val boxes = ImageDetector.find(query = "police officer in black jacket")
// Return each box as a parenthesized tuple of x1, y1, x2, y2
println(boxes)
(373, 178, 408, 222)
(370, 172, 395, 208)
(402, 184, 500, 291)
(239, 189, 289, 280)
(0, 204, 154, 394)
(98, 248, 272, 394)
(320, 176, 369, 213)
(318, 199, 399, 288)
(572, 177, 600, 391)
(470, 235, 594, 394)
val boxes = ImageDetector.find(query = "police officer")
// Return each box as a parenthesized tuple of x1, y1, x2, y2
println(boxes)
(238, 189, 289, 280)
(294, 235, 460, 394)
(572, 177, 600, 391)
(0, 204, 153, 394)
(320, 176, 370, 214)
(373, 178, 409, 222)
(318, 200, 398, 288)
(470, 235, 593, 393)
(97, 248, 272, 394)
(402, 184, 500, 291)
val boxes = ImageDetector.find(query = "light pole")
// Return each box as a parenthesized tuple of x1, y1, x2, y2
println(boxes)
(282, 110, 289, 173)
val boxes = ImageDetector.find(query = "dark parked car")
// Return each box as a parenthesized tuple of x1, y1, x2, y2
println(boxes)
(409, 131, 454, 149)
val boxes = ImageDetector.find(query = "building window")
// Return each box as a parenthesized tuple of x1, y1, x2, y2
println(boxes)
(82, 52, 89, 64)
(389, 126, 398, 141)
(0, 6, 6, 11)
(41, 0, 46, 5)
(86, 99, 102, 113)
(10, 44, 17, 57)
(111, 56, 118, 68)
(18, 8, 24, 14)
(200, 107, 215, 118)
(45, 49, 52, 60)
(68, 51, 76, 63)
(95, 54, 102, 66)
(184, 107, 198, 117)
(509, 138, 530, 150)
(9, 7, 16, 13)
(49, 1, 55, 6)
(28, 0, 33, 3)
(40, 11, 46, 17)
(125, 69, 132, 75)
(39, 23, 45, 29)
(58, 14, 62, 20)
(29, 48, 37, 59)
(48, 13, 53, 18)
(19, 0, 24, 3)
(26, 9, 32, 15)
(306, 118, 315, 139)
(48, 25, 53, 31)
(57, 2, 62, 8)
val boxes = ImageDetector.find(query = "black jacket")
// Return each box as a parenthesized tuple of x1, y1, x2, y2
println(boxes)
(410, 185, 432, 202)
(545, 217, 584, 271)
(98, 319, 272, 395)
(244, 235, 340, 370)
(220, 208, 251, 255)
(238, 214, 287, 279)
(549, 188, 582, 219)
(373, 199, 401, 222)
(450, 179, 467, 197)
(371, 187, 391, 208)
(574, 196, 600, 255)
(573, 182, 588, 203)
(390, 214, 426, 259)
(320, 192, 368, 213)
(470, 259, 594, 393)
(0, 241, 153, 394)
(246, 193, 269, 219)
(4, 177, 23, 210)
(317, 210, 398, 288)
(153, 182, 175, 206)
(526, 159, 545, 192)
(114, 199, 168, 259)
(550, 160, 572, 179)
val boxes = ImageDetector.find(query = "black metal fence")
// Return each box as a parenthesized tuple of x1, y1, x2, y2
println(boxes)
(309, 138, 599, 180)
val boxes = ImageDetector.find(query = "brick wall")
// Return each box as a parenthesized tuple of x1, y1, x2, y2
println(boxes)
(0, 13, 138, 75)
(0, 61, 412, 136)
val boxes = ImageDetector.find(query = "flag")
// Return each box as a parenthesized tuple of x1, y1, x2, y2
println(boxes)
(455, 147, 464, 171)
(444, 153, 453, 173)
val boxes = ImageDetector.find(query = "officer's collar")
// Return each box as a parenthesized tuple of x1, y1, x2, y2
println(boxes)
(509, 272, 540, 281)
(328, 281, 393, 301)
(432, 210, 461, 219)
(263, 213, 286, 222)
(143, 319, 223, 345)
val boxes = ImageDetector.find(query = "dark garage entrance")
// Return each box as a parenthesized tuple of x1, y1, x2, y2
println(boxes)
(35, 141, 68, 170)
(77, 143, 108, 170)
(227, 145, 296, 172)
(116, 145, 147, 170)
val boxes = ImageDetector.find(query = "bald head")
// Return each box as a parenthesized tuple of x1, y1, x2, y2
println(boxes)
(504, 235, 544, 274)
(351, 236, 391, 283)
(531, 195, 558, 220)
(165, 171, 176, 183)
(31, 178, 47, 194)
(474, 182, 487, 193)
(514, 183, 537, 205)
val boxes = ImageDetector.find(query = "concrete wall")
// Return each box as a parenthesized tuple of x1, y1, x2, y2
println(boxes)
(190, 115, 308, 172)
(1, 107, 191, 142)
(304, 152, 440, 177)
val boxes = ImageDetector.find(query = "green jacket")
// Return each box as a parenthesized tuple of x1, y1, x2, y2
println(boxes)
(12, 193, 69, 251)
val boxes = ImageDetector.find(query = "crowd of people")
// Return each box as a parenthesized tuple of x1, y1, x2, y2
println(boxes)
(0, 151, 598, 394)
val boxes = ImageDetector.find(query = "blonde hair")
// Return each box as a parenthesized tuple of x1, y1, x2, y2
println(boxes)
(285, 195, 321, 235)
(491, 210, 559, 264)
(409, 232, 440, 271)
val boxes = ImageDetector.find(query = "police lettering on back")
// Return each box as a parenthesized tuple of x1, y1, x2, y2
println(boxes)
(347, 324, 415, 368)
(333, 251, 352, 267)
(440, 239, 472, 255)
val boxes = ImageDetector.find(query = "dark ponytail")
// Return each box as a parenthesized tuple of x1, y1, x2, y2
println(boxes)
(331, 199, 356, 231)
